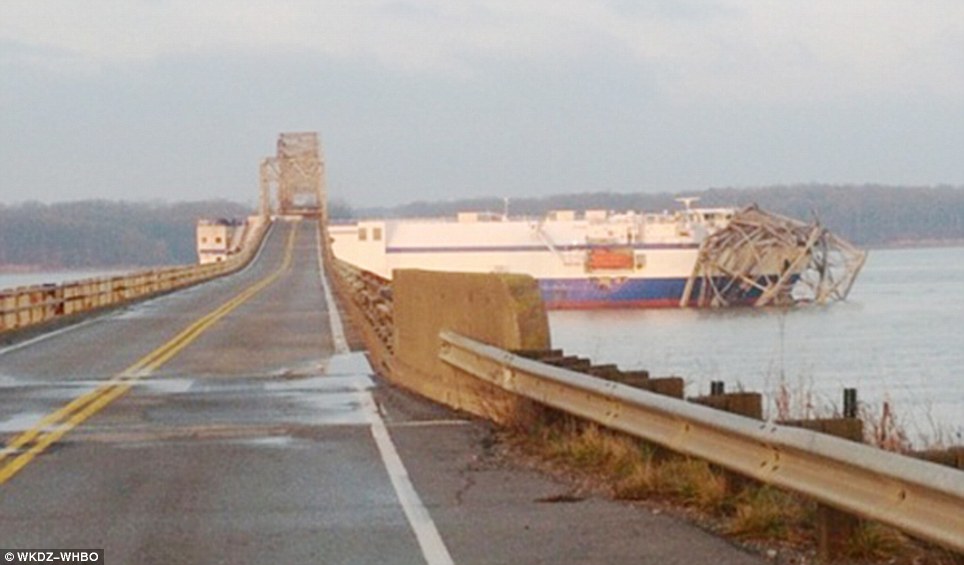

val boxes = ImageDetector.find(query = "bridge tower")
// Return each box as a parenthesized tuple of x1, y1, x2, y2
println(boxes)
(275, 132, 326, 219)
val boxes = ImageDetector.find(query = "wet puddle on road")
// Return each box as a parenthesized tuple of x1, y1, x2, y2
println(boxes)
(0, 355, 381, 447)
(0, 412, 47, 433)
(110, 370, 379, 443)
(264, 374, 374, 393)
(132, 377, 196, 394)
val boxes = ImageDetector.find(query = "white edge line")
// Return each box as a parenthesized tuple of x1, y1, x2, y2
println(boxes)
(367, 396, 456, 565)
(387, 420, 471, 429)
(0, 317, 100, 358)
(316, 220, 453, 565)
(0, 221, 276, 359)
(315, 222, 349, 355)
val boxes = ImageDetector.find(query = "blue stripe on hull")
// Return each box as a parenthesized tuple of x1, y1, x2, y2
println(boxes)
(537, 276, 792, 309)
(539, 277, 692, 309)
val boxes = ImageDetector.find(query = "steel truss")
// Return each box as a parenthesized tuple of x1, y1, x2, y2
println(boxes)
(259, 132, 327, 218)
(681, 206, 867, 308)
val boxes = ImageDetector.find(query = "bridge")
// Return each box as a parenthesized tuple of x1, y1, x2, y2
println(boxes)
(0, 134, 961, 564)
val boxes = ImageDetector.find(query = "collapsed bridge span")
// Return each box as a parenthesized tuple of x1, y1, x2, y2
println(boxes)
(680, 205, 867, 308)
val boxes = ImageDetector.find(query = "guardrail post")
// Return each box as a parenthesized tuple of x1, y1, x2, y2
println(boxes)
(911, 446, 964, 470)
(691, 384, 763, 493)
(691, 388, 762, 420)
(843, 387, 858, 419)
(782, 388, 864, 562)
(627, 376, 684, 398)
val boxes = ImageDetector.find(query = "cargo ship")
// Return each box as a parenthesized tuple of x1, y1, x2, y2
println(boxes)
(327, 199, 866, 309)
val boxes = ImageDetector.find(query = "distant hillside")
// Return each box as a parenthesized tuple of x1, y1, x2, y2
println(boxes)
(349, 185, 964, 247)
(0, 200, 253, 269)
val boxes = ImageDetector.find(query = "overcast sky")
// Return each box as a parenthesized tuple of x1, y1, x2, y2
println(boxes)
(2, 1, 964, 208)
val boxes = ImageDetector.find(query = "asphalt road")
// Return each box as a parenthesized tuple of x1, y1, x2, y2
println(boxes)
(0, 219, 765, 564)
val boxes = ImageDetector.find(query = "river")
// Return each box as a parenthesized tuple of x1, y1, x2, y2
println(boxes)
(549, 246, 964, 447)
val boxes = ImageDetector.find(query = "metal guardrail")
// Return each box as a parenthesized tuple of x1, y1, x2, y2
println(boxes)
(439, 330, 964, 553)
(0, 221, 270, 334)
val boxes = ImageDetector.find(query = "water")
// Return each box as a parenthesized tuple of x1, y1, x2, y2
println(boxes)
(0, 269, 130, 292)
(549, 246, 964, 446)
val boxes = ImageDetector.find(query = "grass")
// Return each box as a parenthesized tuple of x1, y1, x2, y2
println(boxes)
(845, 523, 910, 562)
(859, 399, 913, 453)
(501, 401, 963, 564)
(508, 407, 797, 535)
(771, 375, 957, 454)
(654, 458, 728, 512)
(727, 487, 812, 543)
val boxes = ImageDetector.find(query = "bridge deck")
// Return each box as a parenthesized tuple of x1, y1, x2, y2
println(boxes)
(0, 220, 765, 564)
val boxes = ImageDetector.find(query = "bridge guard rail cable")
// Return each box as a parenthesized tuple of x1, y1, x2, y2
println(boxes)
(327, 257, 394, 354)
(438, 330, 964, 554)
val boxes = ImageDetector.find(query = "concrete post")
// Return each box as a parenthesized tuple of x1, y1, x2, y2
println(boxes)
(392, 269, 550, 422)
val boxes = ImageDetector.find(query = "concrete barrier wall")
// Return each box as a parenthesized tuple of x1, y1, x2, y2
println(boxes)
(0, 220, 270, 338)
(392, 269, 549, 420)
(327, 257, 395, 377)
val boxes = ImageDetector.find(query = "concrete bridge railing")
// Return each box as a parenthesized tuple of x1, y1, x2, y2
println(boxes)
(0, 219, 270, 337)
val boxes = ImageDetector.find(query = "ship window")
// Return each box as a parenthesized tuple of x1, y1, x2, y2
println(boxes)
(358, 228, 368, 241)
(201, 237, 208, 244)
(215, 237, 223, 244)
(373, 227, 382, 241)
(635, 254, 647, 270)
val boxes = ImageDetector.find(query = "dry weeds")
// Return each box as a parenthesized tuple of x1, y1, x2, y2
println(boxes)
(501, 399, 963, 565)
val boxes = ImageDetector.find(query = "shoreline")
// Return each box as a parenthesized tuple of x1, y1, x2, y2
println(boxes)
(865, 239, 964, 250)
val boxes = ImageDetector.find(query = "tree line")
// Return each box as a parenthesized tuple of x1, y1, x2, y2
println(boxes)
(2, 185, 961, 270)
(0, 200, 253, 269)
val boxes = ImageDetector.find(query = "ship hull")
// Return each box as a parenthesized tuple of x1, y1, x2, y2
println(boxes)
(539, 275, 794, 309)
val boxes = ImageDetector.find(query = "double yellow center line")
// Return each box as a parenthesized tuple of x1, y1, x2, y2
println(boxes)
(0, 223, 298, 485)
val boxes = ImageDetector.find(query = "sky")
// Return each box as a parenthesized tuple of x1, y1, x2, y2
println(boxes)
(2, 1, 964, 209)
